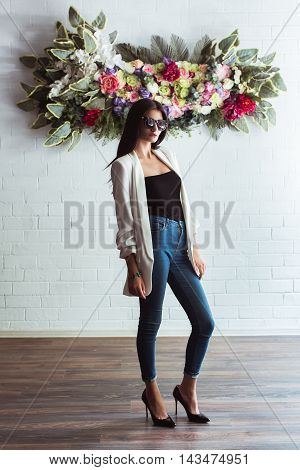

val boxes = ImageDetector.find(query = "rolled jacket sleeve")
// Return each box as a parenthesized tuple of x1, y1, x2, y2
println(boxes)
(111, 159, 137, 259)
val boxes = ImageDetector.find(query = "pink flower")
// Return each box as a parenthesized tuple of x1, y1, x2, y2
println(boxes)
(172, 95, 180, 107)
(215, 64, 232, 81)
(222, 89, 231, 100)
(201, 81, 216, 104)
(143, 64, 154, 74)
(129, 91, 139, 102)
(98, 73, 119, 94)
(179, 67, 189, 78)
(170, 106, 184, 118)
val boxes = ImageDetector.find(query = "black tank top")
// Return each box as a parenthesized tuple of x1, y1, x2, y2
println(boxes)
(144, 170, 185, 221)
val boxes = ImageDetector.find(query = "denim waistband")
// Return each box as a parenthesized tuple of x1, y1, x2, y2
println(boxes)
(149, 214, 185, 227)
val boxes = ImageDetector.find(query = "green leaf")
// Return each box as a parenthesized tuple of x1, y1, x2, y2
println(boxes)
(27, 85, 49, 101)
(253, 72, 270, 80)
(231, 116, 249, 133)
(53, 38, 75, 50)
(69, 77, 91, 92)
(92, 11, 106, 29)
(252, 109, 268, 131)
(31, 113, 50, 129)
(50, 48, 73, 61)
(82, 97, 105, 109)
(265, 107, 276, 125)
(259, 51, 276, 65)
(83, 28, 97, 54)
(16, 98, 37, 111)
(37, 56, 51, 68)
(56, 88, 76, 100)
(46, 103, 65, 118)
(169, 34, 189, 61)
(109, 30, 118, 44)
(236, 48, 258, 63)
(259, 81, 278, 98)
(69, 6, 85, 28)
(270, 72, 287, 91)
(260, 100, 272, 109)
(71, 34, 84, 49)
(32, 69, 49, 85)
(19, 55, 37, 68)
(45, 68, 64, 81)
(189, 34, 212, 63)
(151, 35, 173, 62)
(218, 29, 239, 54)
(20, 82, 36, 95)
(85, 89, 101, 98)
(44, 121, 72, 147)
(56, 23, 69, 39)
(222, 48, 237, 66)
(67, 130, 82, 151)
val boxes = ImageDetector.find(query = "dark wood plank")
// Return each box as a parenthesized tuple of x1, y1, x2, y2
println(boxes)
(0, 336, 299, 449)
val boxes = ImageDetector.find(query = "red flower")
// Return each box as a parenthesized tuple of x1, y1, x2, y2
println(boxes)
(82, 108, 102, 127)
(222, 93, 256, 121)
(162, 61, 180, 82)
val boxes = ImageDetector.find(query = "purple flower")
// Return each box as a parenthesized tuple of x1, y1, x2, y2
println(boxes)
(105, 66, 117, 75)
(134, 67, 143, 77)
(113, 97, 126, 106)
(113, 105, 124, 115)
(139, 88, 152, 99)
(162, 105, 172, 117)
(162, 56, 172, 66)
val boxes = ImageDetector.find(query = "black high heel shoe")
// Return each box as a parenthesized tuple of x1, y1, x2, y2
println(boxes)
(141, 389, 176, 427)
(173, 385, 210, 423)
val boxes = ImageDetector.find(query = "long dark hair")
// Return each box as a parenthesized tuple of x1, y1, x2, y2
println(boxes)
(105, 98, 168, 177)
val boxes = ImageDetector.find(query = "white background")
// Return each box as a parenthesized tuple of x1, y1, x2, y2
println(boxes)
(1, 0, 300, 336)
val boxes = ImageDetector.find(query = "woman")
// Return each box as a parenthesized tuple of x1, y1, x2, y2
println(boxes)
(106, 98, 215, 428)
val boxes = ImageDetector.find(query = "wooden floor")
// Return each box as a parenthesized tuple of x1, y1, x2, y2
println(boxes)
(0, 336, 299, 450)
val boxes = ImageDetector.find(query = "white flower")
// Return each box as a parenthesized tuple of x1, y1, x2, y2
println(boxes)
(238, 83, 246, 93)
(200, 105, 212, 115)
(233, 68, 242, 84)
(93, 70, 101, 81)
(162, 97, 172, 105)
(93, 28, 129, 71)
(84, 61, 98, 76)
(196, 82, 205, 93)
(223, 78, 234, 90)
(146, 82, 159, 94)
(54, 60, 65, 70)
(48, 73, 71, 98)
(70, 49, 90, 64)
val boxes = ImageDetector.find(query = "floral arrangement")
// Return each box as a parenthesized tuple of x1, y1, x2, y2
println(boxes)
(17, 6, 286, 151)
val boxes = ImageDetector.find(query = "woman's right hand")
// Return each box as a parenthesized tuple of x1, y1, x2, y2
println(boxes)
(128, 275, 146, 299)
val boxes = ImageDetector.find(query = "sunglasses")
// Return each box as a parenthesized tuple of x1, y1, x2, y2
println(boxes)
(141, 116, 168, 131)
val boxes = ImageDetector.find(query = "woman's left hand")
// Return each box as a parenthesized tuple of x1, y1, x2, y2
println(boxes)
(193, 250, 206, 279)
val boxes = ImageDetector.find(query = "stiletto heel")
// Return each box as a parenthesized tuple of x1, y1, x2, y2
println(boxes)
(172, 385, 210, 423)
(141, 389, 176, 428)
(175, 397, 178, 415)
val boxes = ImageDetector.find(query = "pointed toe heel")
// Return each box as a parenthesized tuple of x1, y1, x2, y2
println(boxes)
(141, 389, 176, 428)
(173, 385, 210, 423)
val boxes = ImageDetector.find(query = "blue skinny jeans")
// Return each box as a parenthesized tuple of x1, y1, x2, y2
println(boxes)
(136, 214, 215, 383)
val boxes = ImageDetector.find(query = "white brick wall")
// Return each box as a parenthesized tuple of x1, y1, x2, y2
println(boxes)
(1, 0, 300, 335)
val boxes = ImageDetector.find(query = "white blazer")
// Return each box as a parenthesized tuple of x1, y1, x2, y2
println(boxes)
(111, 144, 201, 296)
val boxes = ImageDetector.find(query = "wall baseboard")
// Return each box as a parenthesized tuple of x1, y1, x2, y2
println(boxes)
(0, 329, 300, 337)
